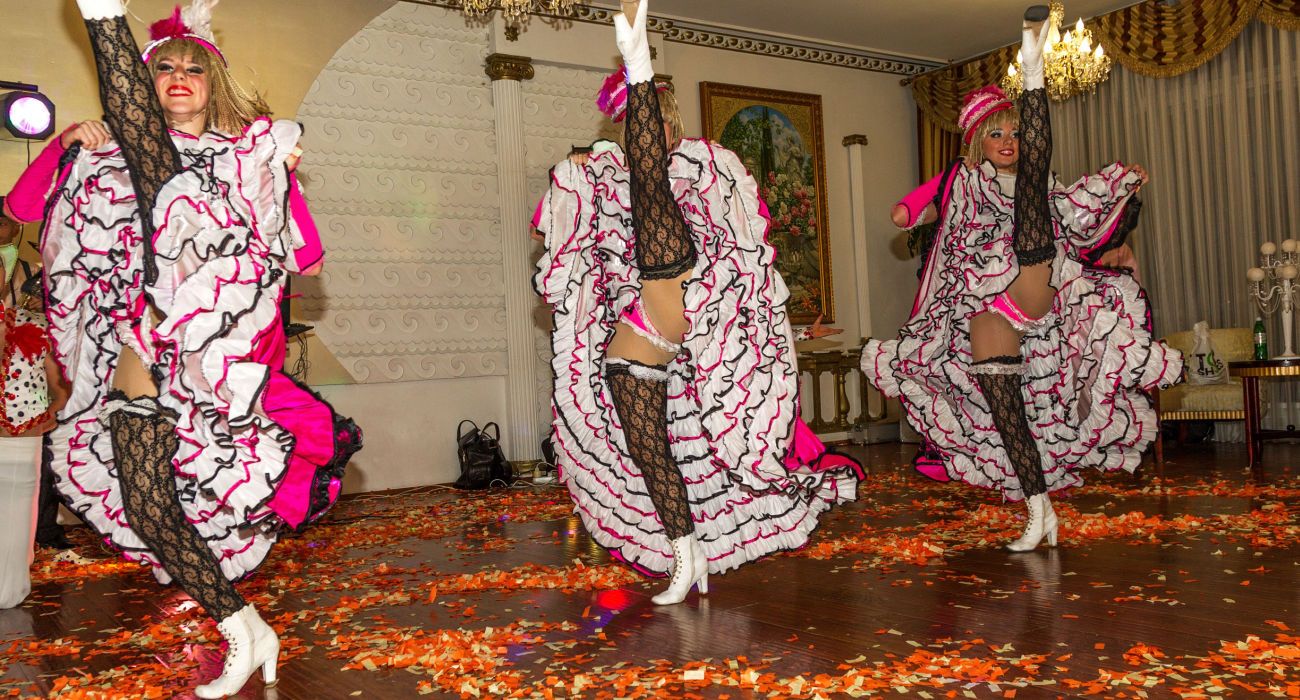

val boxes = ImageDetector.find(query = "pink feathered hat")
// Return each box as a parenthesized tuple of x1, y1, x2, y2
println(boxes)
(141, 0, 227, 67)
(596, 65, 671, 123)
(957, 85, 1013, 144)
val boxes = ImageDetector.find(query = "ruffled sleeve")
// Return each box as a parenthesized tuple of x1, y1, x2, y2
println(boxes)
(533, 152, 634, 311)
(1052, 162, 1143, 252)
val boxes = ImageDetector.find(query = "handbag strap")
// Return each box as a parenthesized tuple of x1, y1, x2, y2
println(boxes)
(457, 419, 479, 443)
(481, 422, 501, 442)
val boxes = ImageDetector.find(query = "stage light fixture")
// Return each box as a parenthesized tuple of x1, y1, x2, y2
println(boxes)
(0, 81, 56, 141)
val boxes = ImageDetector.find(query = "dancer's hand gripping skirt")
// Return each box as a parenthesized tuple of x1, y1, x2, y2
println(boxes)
(75, 0, 280, 694)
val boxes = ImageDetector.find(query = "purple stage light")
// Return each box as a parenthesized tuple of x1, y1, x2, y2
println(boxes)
(2, 91, 55, 140)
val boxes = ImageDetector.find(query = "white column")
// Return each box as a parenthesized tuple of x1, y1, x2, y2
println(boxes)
(843, 133, 884, 422)
(843, 134, 872, 339)
(487, 53, 540, 461)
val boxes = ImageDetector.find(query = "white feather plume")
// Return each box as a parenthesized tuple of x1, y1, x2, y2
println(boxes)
(180, 0, 219, 42)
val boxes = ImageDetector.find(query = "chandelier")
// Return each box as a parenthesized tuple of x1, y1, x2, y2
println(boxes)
(1001, 1, 1111, 101)
(451, 0, 585, 26)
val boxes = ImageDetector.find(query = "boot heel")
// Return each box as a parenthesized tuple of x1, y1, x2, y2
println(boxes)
(1045, 527, 1058, 547)
(262, 652, 279, 686)
(697, 572, 709, 595)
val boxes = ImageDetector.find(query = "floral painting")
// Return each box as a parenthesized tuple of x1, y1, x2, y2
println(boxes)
(700, 83, 833, 324)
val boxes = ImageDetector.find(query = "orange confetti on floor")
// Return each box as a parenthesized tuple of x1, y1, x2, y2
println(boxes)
(0, 442, 1296, 698)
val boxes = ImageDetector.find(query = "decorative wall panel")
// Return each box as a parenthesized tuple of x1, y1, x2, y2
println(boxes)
(297, 4, 504, 383)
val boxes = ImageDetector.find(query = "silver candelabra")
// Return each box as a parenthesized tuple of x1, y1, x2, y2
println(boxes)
(1248, 239, 1300, 358)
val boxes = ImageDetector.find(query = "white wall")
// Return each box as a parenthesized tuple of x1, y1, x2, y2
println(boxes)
(319, 376, 506, 493)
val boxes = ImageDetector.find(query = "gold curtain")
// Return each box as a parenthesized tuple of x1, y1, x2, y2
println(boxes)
(1095, 0, 1262, 77)
(910, 45, 1017, 135)
(911, 0, 1300, 130)
(916, 109, 961, 182)
(1258, 0, 1300, 29)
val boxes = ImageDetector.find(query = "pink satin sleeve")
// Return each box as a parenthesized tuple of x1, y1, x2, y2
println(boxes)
(531, 197, 544, 229)
(289, 172, 323, 271)
(895, 171, 944, 228)
(3, 136, 66, 223)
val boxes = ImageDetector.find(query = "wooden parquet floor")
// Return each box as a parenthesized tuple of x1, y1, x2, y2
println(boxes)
(2, 441, 1297, 698)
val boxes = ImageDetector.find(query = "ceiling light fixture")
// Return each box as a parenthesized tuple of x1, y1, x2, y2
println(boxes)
(449, 0, 588, 36)
(1002, 2, 1111, 102)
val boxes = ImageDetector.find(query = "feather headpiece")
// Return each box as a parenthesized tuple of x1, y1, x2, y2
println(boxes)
(596, 65, 671, 123)
(141, 0, 226, 66)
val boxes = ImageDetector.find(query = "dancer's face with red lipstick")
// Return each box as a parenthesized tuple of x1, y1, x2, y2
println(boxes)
(153, 53, 210, 134)
(981, 116, 1020, 172)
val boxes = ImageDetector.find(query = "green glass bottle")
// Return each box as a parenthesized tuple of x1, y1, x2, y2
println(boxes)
(1253, 317, 1268, 360)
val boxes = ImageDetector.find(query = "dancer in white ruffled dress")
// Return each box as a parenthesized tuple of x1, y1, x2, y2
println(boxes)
(534, 0, 860, 605)
(53, 0, 361, 694)
(863, 7, 1183, 551)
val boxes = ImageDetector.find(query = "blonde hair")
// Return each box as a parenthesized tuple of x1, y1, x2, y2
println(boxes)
(658, 88, 684, 146)
(964, 111, 1019, 167)
(149, 39, 271, 136)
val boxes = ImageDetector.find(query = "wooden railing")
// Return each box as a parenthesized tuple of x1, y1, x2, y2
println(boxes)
(797, 343, 889, 433)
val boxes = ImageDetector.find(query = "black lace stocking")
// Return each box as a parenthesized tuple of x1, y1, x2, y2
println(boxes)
(1013, 87, 1054, 267)
(83, 16, 182, 284)
(605, 363, 694, 539)
(109, 398, 245, 620)
(625, 81, 696, 279)
(973, 359, 1048, 497)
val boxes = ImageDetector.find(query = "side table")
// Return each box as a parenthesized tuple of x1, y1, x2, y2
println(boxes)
(1228, 359, 1300, 467)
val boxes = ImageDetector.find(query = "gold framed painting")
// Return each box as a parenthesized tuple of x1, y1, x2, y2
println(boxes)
(700, 82, 833, 324)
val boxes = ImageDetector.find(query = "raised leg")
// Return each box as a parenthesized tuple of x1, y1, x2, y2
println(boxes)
(618, 0, 696, 342)
(1007, 9, 1056, 319)
(77, 2, 182, 283)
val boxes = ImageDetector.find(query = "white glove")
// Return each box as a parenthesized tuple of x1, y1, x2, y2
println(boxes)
(76, 0, 126, 19)
(1020, 16, 1051, 91)
(614, 1, 654, 84)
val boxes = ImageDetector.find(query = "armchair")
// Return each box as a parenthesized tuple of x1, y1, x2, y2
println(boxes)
(1154, 327, 1252, 468)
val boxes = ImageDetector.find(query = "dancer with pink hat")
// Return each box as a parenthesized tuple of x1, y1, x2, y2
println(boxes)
(863, 7, 1182, 551)
(47, 0, 363, 694)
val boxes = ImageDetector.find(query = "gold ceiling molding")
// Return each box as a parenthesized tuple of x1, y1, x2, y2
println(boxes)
(405, 0, 942, 76)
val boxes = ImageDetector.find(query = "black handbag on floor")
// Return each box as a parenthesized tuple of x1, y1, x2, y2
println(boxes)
(454, 420, 514, 489)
